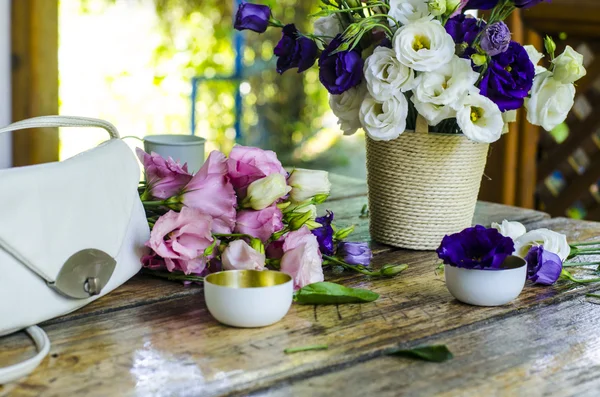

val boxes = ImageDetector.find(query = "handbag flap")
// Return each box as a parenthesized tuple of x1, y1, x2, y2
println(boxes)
(0, 139, 140, 282)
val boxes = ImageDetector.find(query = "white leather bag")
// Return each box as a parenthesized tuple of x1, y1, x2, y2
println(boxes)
(0, 116, 150, 383)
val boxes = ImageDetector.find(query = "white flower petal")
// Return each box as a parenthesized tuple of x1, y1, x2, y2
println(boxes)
(456, 93, 503, 143)
(393, 20, 455, 72)
(359, 94, 408, 141)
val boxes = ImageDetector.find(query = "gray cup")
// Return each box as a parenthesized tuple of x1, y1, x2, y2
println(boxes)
(144, 134, 206, 174)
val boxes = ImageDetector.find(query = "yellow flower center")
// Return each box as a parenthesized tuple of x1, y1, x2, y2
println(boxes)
(412, 35, 431, 52)
(505, 65, 512, 72)
(470, 107, 484, 122)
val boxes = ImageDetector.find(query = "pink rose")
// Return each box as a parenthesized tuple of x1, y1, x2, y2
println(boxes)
(280, 226, 324, 290)
(235, 205, 284, 242)
(136, 148, 192, 200)
(222, 240, 266, 271)
(180, 151, 237, 234)
(227, 145, 287, 196)
(146, 207, 215, 275)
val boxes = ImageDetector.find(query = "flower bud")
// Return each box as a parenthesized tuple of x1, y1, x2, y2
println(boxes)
(544, 35, 556, 57)
(289, 210, 314, 231)
(242, 174, 292, 210)
(428, 0, 446, 16)
(304, 220, 323, 230)
(471, 53, 488, 67)
(287, 169, 331, 203)
(312, 193, 329, 204)
(380, 263, 409, 277)
(552, 45, 587, 84)
(250, 238, 265, 255)
(334, 225, 355, 240)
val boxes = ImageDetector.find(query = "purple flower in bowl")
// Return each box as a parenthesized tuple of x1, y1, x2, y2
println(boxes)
(479, 41, 535, 111)
(274, 24, 319, 75)
(234, 2, 271, 33)
(525, 246, 563, 285)
(318, 36, 363, 95)
(337, 242, 372, 267)
(437, 225, 515, 270)
(481, 22, 511, 56)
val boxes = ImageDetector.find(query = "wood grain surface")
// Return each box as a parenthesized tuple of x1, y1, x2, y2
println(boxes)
(1, 175, 598, 397)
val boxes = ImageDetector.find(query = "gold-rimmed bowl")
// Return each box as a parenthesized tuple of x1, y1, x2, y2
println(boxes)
(204, 270, 293, 328)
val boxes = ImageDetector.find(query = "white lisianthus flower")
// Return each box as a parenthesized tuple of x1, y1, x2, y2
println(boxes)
(514, 228, 570, 262)
(388, 0, 433, 26)
(360, 94, 408, 141)
(313, 14, 343, 44)
(287, 169, 331, 203)
(492, 220, 527, 241)
(552, 45, 587, 84)
(329, 85, 365, 136)
(412, 56, 479, 119)
(243, 173, 291, 210)
(364, 46, 416, 101)
(411, 98, 456, 126)
(456, 93, 503, 143)
(502, 110, 517, 134)
(393, 20, 455, 72)
(525, 71, 575, 132)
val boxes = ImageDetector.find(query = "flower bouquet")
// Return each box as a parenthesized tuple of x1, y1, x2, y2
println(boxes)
(137, 146, 406, 292)
(234, 0, 587, 250)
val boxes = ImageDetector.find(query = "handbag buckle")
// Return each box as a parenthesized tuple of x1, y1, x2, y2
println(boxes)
(49, 249, 117, 299)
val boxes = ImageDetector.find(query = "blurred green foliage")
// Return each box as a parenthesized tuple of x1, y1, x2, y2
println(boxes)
(82, 0, 331, 162)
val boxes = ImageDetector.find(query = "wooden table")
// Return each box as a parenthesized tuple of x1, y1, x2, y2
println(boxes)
(3, 175, 600, 397)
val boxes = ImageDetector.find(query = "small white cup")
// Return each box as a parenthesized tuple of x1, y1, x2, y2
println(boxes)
(445, 256, 527, 307)
(144, 134, 206, 174)
(204, 270, 293, 328)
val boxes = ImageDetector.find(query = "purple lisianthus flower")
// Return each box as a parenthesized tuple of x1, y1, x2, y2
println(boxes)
(274, 24, 319, 75)
(436, 225, 515, 270)
(514, 0, 551, 9)
(337, 242, 372, 267)
(445, 15, 486, 59)
(481, 22, 511, 56)
(525, 246, 563, 285)
(465, 0, 500, 9)
(312, 211, 334, 256)
(479, 41, 535, 111)
(318, 35, 363, 95)
(234, 2, 271, 33)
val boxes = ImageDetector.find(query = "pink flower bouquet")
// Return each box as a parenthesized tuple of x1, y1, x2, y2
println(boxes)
(137, 145, 406, 290)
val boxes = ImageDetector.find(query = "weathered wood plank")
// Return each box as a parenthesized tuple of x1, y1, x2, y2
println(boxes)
(258, 297, 600, 397)
(1, 215, 597, 397)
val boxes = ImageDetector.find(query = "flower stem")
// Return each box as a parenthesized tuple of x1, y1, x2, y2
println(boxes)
(563, 262, 600, 267)
(571, 241, 600, 247)
(323, 255, 381, 276)
(142, 200, 167, 207)
(213, 233, 254, 240)
(560, 269, 600, 284)
(143, 269, 204, 283)
(586, 293, 600, 299)
(283, 344, 328, 354)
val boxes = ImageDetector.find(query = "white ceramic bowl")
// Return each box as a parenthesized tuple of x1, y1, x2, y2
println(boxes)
(204, 270, 293, 328)
(445, 256, 527, 307)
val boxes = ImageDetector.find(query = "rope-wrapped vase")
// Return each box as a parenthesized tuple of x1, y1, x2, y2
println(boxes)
(365, 118, 489, 250)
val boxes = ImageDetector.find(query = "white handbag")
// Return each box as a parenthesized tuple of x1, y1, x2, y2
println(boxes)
(0, 116, 150, 383)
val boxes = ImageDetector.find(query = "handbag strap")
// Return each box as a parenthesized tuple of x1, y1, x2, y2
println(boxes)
(0, 116, 120, 139)
(0, 326, 51, 384)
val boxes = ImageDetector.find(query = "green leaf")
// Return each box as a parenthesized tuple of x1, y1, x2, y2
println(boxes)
(284, 344, 329, 354)
(293, 282, 379, 305)
(387, 345, 454, 363)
